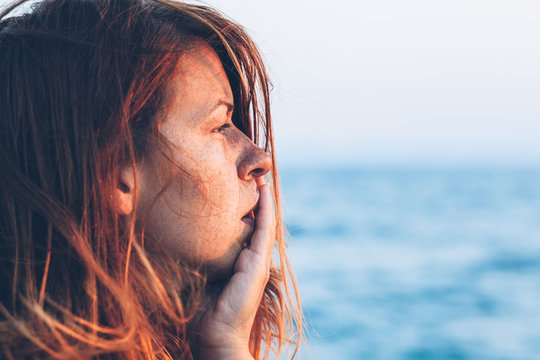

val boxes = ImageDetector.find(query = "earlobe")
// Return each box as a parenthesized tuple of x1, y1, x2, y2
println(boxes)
(113, 166, 136, 216)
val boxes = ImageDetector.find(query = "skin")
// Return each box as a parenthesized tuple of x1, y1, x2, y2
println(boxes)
(197, 177, 276, 359)
(124, 43, 276, 358)
(136, 43, 273, 279)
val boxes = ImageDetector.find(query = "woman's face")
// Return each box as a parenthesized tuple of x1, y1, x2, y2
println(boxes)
(137, 43, 272, 279)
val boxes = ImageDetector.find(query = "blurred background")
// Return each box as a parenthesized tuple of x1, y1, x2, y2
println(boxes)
(2, 0, 539, 359)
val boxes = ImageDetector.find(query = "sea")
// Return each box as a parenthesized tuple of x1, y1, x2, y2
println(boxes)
(279, 166, 540, 360)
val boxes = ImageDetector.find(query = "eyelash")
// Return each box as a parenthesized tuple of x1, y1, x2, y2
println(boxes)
(215, 123, 232, 134)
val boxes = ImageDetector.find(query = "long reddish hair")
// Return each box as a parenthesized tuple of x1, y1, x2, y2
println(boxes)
(0, 0, 302, 358)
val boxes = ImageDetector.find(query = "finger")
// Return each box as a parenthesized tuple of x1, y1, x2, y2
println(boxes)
(206, 179, 275, 330)
(255, 176, 265, 187)
(248, 179, 275, 258)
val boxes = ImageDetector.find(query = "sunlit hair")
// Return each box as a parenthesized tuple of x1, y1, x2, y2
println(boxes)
(0, 0, 302, 358)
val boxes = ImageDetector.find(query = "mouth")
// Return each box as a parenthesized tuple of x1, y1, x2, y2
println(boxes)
(241, 196, 258, 226)
(240, 209, 255, 248)
(241, 209, 255, 225)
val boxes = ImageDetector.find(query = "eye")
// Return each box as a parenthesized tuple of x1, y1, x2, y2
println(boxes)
(214, 122, 232, 134)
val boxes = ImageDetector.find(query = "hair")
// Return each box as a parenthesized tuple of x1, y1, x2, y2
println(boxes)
(0, 0, 302, 359)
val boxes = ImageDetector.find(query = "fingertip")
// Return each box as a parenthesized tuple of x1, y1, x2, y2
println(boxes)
(256, 178, 271, 205)
(256, 177, 266, 187)
(257, 182, 271, 206)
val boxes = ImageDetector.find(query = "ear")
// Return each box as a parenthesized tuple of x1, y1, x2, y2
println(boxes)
(113, 166, 136, 216)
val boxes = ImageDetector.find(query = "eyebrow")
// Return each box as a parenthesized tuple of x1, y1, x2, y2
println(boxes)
(213, 99, 234, 114)
(191, 98, 234, 125)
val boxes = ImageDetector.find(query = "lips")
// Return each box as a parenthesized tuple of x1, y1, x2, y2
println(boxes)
(241, 209, 255, 225)
(241, 194, 258, 226)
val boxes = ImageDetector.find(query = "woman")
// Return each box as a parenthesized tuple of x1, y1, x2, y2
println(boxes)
(0, 0, 302, 358)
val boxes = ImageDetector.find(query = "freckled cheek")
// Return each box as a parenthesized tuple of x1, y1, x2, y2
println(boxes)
(178, 210, 244, 265)
(151, 143, 243, 260)
(197, 164, 242, 214)
(203, 183, 240, 212)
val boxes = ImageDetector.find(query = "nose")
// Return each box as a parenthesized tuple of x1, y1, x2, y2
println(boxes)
(237, 142, 272, 181)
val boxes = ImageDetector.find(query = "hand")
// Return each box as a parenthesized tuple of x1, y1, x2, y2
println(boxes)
(196, 178, 276, 360)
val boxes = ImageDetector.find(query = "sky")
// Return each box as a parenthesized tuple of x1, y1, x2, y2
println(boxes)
(2, 0, 539, 167)
(202, 0, 540, 167)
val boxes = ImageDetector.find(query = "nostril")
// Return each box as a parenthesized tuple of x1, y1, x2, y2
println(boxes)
(238, 142, 272, 180)
(250, 167, 266, 178)
(119, 182, 130, 193)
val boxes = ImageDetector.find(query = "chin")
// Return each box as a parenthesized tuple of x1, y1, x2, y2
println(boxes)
(202, 258, 236, 281)
(201, 250, 241, 281)
(203, 230, 250, 281)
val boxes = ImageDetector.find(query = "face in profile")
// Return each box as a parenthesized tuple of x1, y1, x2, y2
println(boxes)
(135, 43, 272, 279)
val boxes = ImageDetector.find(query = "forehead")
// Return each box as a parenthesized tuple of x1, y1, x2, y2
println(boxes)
(163, 43, 233, 120)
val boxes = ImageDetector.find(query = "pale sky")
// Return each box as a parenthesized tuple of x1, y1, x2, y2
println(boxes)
(2, 0, 539, 166)
(203, 0, 540, 167)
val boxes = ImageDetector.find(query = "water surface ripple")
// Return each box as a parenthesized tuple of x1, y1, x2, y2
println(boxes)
(281, 167, 540, 360)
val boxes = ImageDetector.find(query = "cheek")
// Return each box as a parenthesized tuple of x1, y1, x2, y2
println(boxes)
(139, 137, 246, 272)
(185, 213, 240, 256)
(182, 143, 241, 216)
(202, 169, 240, 210)
(144, 165, 244, 264)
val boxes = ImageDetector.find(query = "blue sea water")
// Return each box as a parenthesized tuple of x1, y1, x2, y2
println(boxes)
(280, 167, 540, 360)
